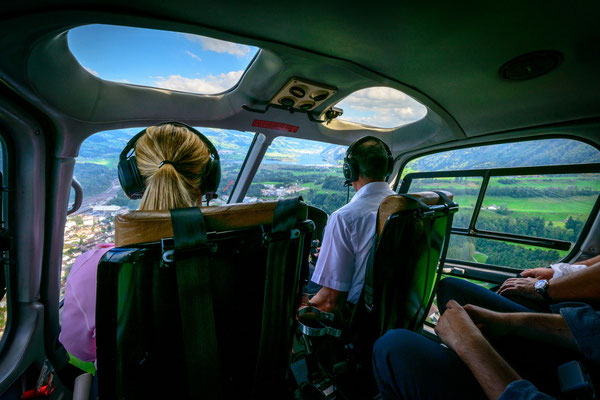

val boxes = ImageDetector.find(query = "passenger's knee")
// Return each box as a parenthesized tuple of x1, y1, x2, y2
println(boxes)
(372, 329, 417, 368)
(438, 277, 462, 293)
(437, 277, 464, 311)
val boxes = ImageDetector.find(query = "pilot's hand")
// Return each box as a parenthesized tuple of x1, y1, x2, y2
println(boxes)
(497, 277, 541, 300)
(434, 300, 483, 354)
(520, 267, 554, 280)
(309, 242, 320, 262)
(300, 293, 310, 307)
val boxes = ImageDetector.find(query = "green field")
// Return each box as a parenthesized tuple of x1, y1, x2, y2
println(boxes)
(77, 158, 116, 167)
(410, 174, 599, 268)
(411, 175, 599, 223)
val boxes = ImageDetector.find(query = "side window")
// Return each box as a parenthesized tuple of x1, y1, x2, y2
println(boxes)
(61, 127, 254, 300)
(401, 138, 600, 271)
(245, 137, 349, 214)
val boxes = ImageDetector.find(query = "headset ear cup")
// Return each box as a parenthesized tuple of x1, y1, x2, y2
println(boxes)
(201, 157, 221, 195)
(343, 158, 352, 181)
(118, 155, 145, 199)
(386, 155, 394, 178)
(344, 156, 359, 183)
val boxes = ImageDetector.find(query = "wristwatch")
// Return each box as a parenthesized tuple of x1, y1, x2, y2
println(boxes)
(534, 279, 551, 300)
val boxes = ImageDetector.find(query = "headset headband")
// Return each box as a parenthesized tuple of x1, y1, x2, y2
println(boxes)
(343, 135, 394, 185)
(119, 121, 220, 164)
(345, 135, 392, 160)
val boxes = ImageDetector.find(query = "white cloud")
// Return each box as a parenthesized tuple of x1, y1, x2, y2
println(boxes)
(152, 70, 244, 94)
(114, 78, 131, 83)
(184, 34, 251, 57)
(84, 66, 99, 77)
(336, 87, 427, 128)
(185, 50, 202, 62)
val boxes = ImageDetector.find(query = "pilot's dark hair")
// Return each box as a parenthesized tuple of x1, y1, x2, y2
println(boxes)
(352, 138, 392, 180)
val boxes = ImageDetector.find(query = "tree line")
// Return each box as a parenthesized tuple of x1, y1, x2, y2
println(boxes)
(414, 180, 598, 198)
(448, 213, 585, 269)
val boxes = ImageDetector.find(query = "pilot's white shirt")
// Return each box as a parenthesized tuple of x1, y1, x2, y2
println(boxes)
(311, 181, 395, 303)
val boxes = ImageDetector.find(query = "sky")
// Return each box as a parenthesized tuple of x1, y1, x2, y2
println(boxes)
(68, 24, 426, 128)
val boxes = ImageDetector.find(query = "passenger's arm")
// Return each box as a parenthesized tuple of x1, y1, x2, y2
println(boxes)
(577, 254, 600, 266)
(435, 301, 521, 400)
(498, 262, 600, 302)
(547, 261, 600, 301)
(464, 304, 578, 353)
(518, 255, 599, 280)
(308, 286, 348, 314)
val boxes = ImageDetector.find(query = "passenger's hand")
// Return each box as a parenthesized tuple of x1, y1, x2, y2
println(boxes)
(463, 304, 510, 338)
(520, 267, 554, 280)
(497, 277, 541, 300)
(434, 300, 484, 354)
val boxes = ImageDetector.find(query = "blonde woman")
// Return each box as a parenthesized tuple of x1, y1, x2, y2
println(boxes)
(60, 122, 219, 363)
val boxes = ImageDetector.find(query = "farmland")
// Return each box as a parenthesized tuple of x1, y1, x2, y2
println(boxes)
(408, 174, 600, 268)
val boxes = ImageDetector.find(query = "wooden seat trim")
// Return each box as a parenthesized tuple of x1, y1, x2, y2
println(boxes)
(376, 191, 454, 238)
(114, 200, 308, 247)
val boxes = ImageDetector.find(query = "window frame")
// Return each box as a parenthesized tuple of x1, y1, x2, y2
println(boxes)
(397, 138, 600, 273)
(0, 133, 12, 352)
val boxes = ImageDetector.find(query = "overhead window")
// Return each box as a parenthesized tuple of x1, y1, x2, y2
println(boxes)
(335, 87, 427, 129)
(68, 24, 259, 94)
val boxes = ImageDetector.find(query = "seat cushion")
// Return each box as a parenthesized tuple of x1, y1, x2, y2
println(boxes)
(376, 191, 454, 238)
(114, 200, 308, 247)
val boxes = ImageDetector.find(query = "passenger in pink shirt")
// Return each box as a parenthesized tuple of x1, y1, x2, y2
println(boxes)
(59, 243, 114, 363)
(59, 122, 218, 362)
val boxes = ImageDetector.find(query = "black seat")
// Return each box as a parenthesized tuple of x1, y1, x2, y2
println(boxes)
(359, 190, 458, 335)
(95, 198, 313, 399)
(306, 205, 328, 242)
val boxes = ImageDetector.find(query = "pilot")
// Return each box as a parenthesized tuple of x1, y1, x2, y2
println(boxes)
(59, 122, 215, 363)
(307, 136, 395, 314)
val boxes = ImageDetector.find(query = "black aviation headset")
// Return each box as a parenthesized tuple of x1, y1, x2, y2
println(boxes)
(343, 135, 394, 186)
(117, 121, 221, 202)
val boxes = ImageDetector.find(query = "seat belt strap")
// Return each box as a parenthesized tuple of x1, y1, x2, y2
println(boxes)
(273, 196, 302, 233)
(170, 207, 222, 400)
(254, 197, 302, 394)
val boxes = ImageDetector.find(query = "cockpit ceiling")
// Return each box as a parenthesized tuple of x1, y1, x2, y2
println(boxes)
(1, 1, 599, 146)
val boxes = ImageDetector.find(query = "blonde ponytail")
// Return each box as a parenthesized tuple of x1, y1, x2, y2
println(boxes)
(134, 124, 211, 210)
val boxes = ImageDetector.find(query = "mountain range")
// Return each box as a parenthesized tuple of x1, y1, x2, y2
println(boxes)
(78, 129, 599, 173)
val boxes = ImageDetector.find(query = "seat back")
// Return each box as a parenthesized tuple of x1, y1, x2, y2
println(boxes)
(360, 191, 457, 335)
(96, 198, 312, 399)
(306, 205, 328, 242)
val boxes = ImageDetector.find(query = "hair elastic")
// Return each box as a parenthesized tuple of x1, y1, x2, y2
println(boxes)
(158, 160, 176, 169)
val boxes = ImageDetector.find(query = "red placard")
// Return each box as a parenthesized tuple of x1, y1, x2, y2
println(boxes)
(252, 119, 299, 133)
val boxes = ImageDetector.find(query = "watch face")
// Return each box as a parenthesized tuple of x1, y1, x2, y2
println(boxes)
(535, 279, 548, 291)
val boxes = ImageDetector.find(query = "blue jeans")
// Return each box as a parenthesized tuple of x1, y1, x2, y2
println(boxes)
(436, 277, 537, 313)
(372, 279, 577, 399)
(372, 330, 486, 400)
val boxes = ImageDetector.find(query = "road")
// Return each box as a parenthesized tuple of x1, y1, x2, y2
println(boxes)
(72, 179, 122, 215)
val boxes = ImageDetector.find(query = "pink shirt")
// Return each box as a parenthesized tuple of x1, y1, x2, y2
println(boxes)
(59, 243, 114, 362)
